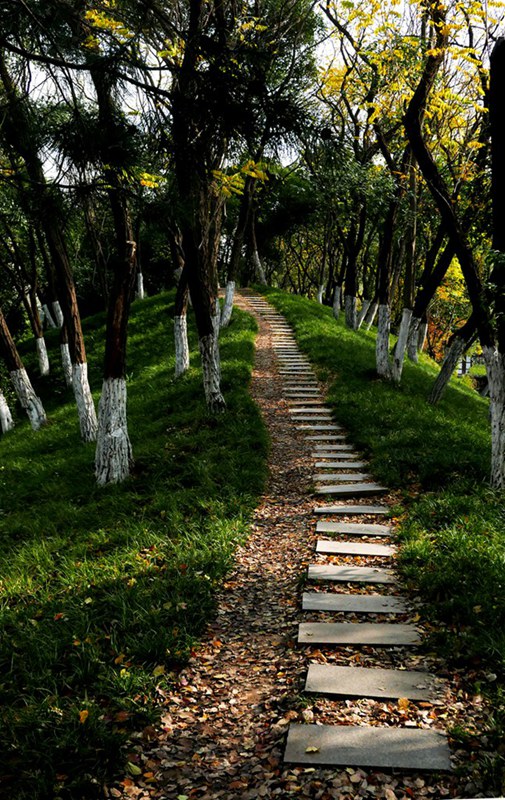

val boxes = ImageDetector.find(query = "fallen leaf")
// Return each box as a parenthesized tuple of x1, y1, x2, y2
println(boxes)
(152, 665, 165, 677)
(79, 710, 89, 724)
(398, 697, 410, 711)
(127, 762, 142, 776)
(305, 746, 320, 753)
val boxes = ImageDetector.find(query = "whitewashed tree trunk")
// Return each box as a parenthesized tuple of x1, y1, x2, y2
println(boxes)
(419, 321, 428, 353)
(483, 346, 505, 489)
(344, 295, 357, 330)
(136, 272, 145, 300)
(220, 280, 235, 329)
(332, 286, 341, 320)
(42, 304, 57, 329)
(0, 390, 14, 433)
(72, 362, 98, 442)
(428, 335, 467, 405)
(317, 284, 325, 304)
(174, 315, 190, 377)
(364, 301, 379, 331)
(36, 337, 50, 376)
(391, 308, 413, 384)
(407, 316, 422, 362)
(356, 299, 371, 330)
(10, 368, 47, 430)
(60, 343, 73, 387)
(199, 331, 225, 413)
(52, 301, 64, 328)
(252, 249, 267, 285)
(95, 377, 132, 486)
(376, 304, 392, 379)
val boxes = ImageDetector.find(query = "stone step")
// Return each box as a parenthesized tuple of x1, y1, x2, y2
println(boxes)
(314, 504, 389, 515)
(315, 461, 368, 469)
(313, 473, 371, 483)
(289, 408, 333, 414)
(298, 622, 420, 645)
(302, 591, 407, 614)
(284, 725, 452, 771)
(297, 417, 334, 423)
(312, 452, 358, 460)
(314, 443, 357, 451)
(299, 425, 341, 432)
(305, 664, 439, 701)
(308, 564, 396, 584)
(315, 484, 388, 497)
(288, 400, 325, 405)
(285, 391, 320, 395)
(306, 434, 345, 440)
(316, 540, 395, 557)
(316, 521, 392, 536)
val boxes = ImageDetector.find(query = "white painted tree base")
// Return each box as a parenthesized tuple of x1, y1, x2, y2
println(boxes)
(42, 304, 57, 329)
(429, 335, 467, 405)
(332, 286, 341, 320)
(72, 362, 98, 442)
(136, 272, 145, 300)
(376, 304, 392, 379)
(483, 346, 505, 489)
(391, 308, 413, 383)
(364, 301, 378, 330)
(407, 316, 421, 362)
(199, 332, 226, 413)
(317, 284, 325, 304)
(95, 377, 133, 486)
(253, 249, 267, 285)
(0, 390, 14, 433)
(220, 281, 235, 329)
(357, 299, 371, 330)
(174, 315, 190, 377)
(36, 337, 50, 376)
(52, 300, 64, 328)
(61, 343, 73, 387)
(10, 368, 47, 430)
(419, 321, 428, 352)
(344, 295, 357, 330)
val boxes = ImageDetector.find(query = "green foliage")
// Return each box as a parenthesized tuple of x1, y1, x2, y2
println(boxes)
(0, 292, 267, 799)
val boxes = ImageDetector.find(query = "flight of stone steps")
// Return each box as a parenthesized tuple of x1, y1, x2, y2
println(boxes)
(243, 292, 452, 774)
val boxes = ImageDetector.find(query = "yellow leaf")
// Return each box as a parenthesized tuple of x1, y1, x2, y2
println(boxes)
(152, 665, 165, 677)
(398, 697, 410, 710)
(305, 745, 320, 753)
(79, 709, 89, 724)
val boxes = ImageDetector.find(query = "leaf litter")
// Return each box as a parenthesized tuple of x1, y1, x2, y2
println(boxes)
(104, 294, 495, 800)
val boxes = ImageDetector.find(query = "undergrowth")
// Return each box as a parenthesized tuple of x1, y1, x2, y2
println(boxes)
(0, 292, 267, 799)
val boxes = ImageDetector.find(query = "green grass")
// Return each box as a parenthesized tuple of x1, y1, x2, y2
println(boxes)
(0, 292, 267, 799)
(261, 286, 505, 790)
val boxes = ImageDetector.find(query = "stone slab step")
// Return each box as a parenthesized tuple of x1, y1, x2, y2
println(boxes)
(315, 484, 388, 497)
(305, 664, 439, 700)
(314, 505, 389, 515)
(298, 622, 420, 645)
(306, 434, 345, 440)
(308, 564, 396, 584)
(314, 443, 357, 451)
(312, 452, 358, 460)
(315, 461, 368, 469)
(288, 400, 325, 405)
(299, 425, 341, 432)
(314, 473, 371, 483)
(316, 540, 396, 557)
(289, 408, 332, 414)
(316, 521, 392, 536)
(284, 724, 452, 771)
(302, 592, 407, 614)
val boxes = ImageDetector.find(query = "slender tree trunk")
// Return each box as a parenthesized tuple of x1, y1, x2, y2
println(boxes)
(174, 267, 190, 377)
(332, 285, 342, 320)
(484, 345, 505, 488)
(60, 325, 73, 387)
(317, 284, 325, 304)
(356, 299, 371, 330)
(0, 388, 14, 433)
(0, 307, 46, 430)
(52, 300, 64, 328)
(221, 175, 255, 327)
(344, 294, 357, 329)
(42, 303, 57, 329)
(407, 240, 454, 361)
(364, 296, 379, 330)
(220, 279, 236, 328)
(429, 316, 477, 405)
(376, 304, 392, 379)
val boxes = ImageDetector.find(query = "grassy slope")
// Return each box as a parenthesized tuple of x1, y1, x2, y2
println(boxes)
(262, 287, 505, 779)
(0, 292, 267, 799)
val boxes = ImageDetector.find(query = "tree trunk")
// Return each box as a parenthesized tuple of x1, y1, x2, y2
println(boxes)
(356, 299, 371, 330)
(36, 337, 50, 376)
(174, 266, 190, 377)
(0, 305, 47, 429)
(95, 377, 133, 486)
(406, 316, 422, 362)
(317, 284, 325, 304)
(332, 285, 341, 320)
(136, 272, 145, 300)
(429, 316, 477, 405)
(42, 303, 57, 329)
(376, 304, 392, 379)
(52, 300, 64, 328)
(391, 308, 413, 383)
(0, 388, 14, 433)
(364, 299, 379, 330)
(220, 280, 236, 328)
(344, 294, 357, 329)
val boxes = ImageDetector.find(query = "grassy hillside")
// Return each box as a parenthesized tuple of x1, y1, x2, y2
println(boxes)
(0, 293, 267, 799)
